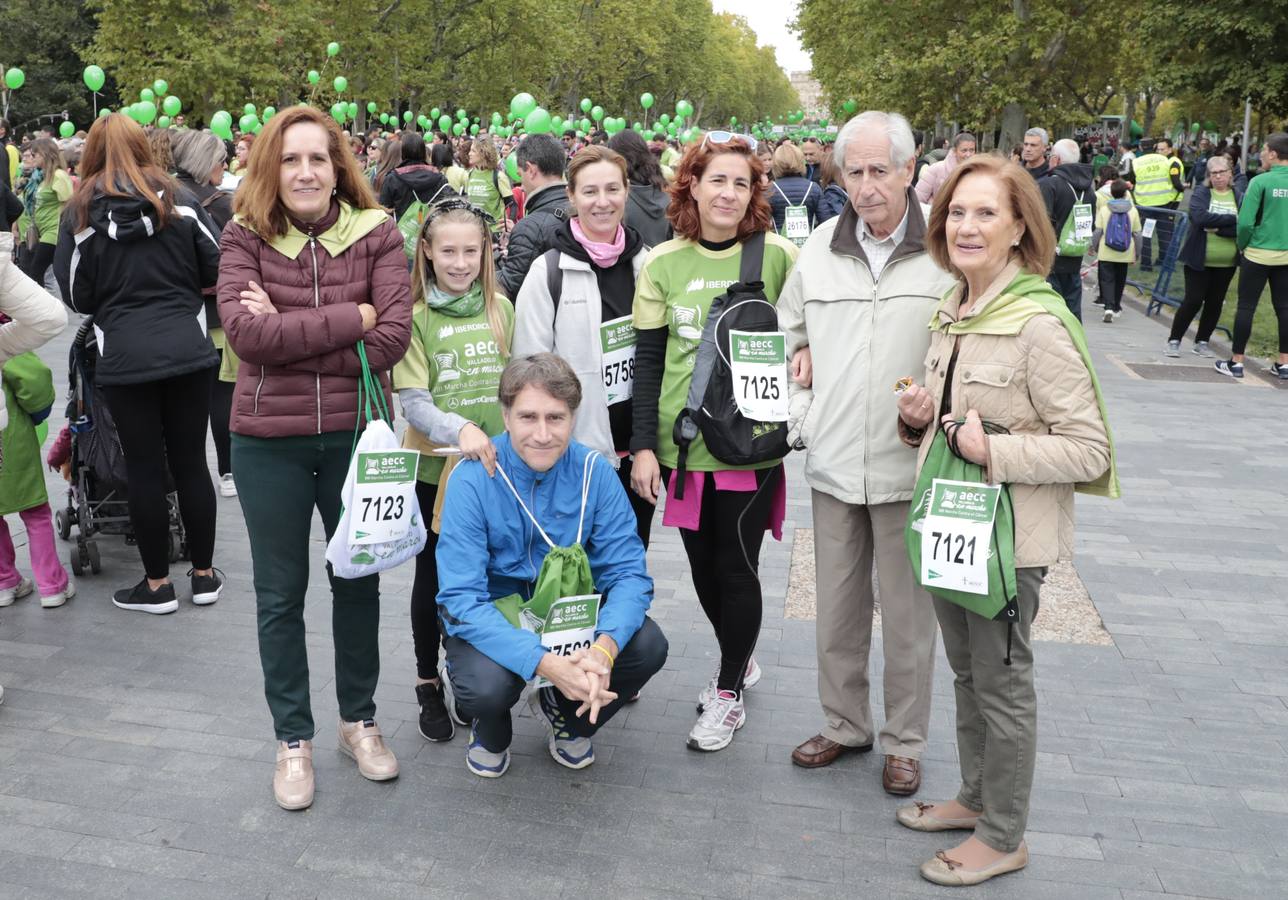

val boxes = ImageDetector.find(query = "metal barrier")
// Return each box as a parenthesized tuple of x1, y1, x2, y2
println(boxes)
(1131, 205, 1232, 340)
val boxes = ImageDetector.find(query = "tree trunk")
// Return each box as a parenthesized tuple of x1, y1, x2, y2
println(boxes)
(1121, 93, 1135, 147)
(1000, 102, 1027, 155)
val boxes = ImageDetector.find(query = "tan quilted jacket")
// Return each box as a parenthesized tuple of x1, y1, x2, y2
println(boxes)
(913, 263, 1111, 567)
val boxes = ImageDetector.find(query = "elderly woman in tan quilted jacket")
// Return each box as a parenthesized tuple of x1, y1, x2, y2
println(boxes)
(894, 156, 1113, 888)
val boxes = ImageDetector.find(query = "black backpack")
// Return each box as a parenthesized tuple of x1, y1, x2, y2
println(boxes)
(670, 231, 789, 497)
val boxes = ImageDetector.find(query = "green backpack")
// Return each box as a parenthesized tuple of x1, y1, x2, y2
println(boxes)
(398, 183, 452, 260)
(1056, 182, 1094, 257)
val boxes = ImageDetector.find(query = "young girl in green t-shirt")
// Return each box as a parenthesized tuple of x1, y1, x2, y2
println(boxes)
(393, 200, 513, 742)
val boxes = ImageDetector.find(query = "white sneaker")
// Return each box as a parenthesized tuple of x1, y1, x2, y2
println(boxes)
(41, 581, 76, 609)
(687, 690, 746, 752)
(696, 656, 761, 713)
(219, 474, 238, 497)
(0, 577, 33, 608)
(0, 684, 4, 705)
(1102, 309, 1113, 323)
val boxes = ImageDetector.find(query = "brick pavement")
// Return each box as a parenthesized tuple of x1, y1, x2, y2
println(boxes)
(0, 293, 1285, 899)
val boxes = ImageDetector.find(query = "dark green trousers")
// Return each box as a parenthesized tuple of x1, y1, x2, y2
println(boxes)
(232, 432, 381, 741)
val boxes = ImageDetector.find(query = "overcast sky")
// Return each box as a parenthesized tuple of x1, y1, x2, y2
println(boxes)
(712, 0, 812, 75)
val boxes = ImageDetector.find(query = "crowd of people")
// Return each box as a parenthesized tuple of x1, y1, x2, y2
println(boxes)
(1, 97, 1286, 888)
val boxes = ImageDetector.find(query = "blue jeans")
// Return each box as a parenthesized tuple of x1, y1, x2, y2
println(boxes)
(445, 616, 668, 752)
(1047, 269, 1083, 321)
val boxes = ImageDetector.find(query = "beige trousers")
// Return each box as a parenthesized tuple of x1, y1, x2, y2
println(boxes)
(811, 490, 937, 757)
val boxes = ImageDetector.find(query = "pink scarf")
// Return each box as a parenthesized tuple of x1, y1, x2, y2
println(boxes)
(570, 218, 626, 268)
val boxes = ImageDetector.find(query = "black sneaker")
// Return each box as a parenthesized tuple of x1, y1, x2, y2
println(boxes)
(113, 578, 178, 615)
(189, 567, 225, 606)
(415, 681, 455, 742)
(1270, 362, 1288, 380)
(1215, 359, 1244, 379)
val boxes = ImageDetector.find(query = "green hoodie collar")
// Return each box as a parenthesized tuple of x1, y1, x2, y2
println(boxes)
(236, 201, 390, 260)
(929, 267, 1122, 500)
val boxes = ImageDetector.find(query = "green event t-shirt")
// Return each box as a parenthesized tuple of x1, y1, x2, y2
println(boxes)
(1203, 189, 1238, 269)
(393, 295, 514, 484)
(632, 233, 799, 472)
(465, 168, 512, 232)
(17, 169, 73, 245)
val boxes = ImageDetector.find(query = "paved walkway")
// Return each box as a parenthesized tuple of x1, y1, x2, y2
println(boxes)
(0, 292, 1285, 899)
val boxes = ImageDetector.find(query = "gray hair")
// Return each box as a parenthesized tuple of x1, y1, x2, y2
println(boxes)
(171, 129, 228, 185)
(1203, 154, 1232, 188)
(1051, 138, 1080, 165)
(953, 131, 976, 149)
(1024, 127, 1049, 147)
(833, 110, 916, 170)
(499, 353, 582, 412)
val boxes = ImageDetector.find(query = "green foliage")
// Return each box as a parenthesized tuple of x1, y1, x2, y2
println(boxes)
(0, 0, 102, 128)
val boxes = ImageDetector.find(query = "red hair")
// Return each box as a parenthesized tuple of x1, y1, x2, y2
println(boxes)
(666, 139, 771, 242)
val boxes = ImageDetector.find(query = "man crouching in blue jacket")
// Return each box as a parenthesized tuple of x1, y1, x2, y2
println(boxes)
(436, 352, 668, 777)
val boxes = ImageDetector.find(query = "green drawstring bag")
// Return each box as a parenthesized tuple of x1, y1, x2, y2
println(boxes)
(905, 429, 1018, 623)
(491, 453, 601, 681)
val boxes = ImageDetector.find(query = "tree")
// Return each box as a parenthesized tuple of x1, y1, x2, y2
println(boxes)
(1, 0, 102, 131)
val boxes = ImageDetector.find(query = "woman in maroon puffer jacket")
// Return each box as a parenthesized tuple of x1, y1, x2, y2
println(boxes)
(216, 105, 412, 812)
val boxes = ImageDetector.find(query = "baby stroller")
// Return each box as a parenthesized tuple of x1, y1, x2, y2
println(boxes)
(54, 317, 188, 575)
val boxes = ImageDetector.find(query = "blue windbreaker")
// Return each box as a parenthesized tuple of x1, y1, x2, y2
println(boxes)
(436, 434, 654, 679)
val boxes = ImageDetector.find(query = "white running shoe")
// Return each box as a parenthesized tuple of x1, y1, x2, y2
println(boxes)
(219, 474, 238, 497)
(41, 581, 76, 609)
(687, 690, 746, 752)
(696, 656, 761, 713)
(0, 577, 34, 607)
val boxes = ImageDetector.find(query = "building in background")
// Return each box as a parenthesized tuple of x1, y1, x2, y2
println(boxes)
(790, 71, 825, 121)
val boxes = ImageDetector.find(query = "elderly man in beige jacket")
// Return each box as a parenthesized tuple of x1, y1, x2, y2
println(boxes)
(777, 110, 956, 795)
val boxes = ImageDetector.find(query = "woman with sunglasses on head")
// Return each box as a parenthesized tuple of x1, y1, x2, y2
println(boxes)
(216, 105, 412, 811)
(630, 132, 798, 752)
(393, 198, 512, 742)
(513, 145, 655, 545)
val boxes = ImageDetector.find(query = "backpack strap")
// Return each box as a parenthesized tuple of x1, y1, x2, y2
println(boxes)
(670, 232, 767, 497)
(495, 461, 557, 549)
(543, 248, 564, 312)
(771, 182, 790, 204)
(575, 451, 598, 545)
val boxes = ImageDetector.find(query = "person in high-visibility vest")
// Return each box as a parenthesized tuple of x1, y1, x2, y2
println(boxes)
(1127, 138, 1185, 269)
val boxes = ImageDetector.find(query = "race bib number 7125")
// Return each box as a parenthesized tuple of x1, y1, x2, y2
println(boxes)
(728, 330, 789, 422)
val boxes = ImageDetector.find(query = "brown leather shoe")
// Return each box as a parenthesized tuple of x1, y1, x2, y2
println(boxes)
(791, 734, 874, 768)
(883, 755, 921, 795)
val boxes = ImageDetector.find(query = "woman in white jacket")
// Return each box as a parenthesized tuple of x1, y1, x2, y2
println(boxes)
(0, 200, 70, 706)
(512, 146, 654, 544)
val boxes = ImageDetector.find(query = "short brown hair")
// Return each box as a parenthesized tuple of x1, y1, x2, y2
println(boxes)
(666, 138, 771, 243)
(499, 353, 582, 412)
(233, 105, 379, 238)
(566, 144, 628, 193)
(926, 155, 1056, 279)
(771, 142, 806, 179)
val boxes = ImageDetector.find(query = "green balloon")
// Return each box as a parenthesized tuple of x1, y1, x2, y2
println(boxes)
(153, 79, 168, 95)
(403, 110, 413, 123)
(331, 103, 345, 124)
(510, 92, 537, 119)
(580, 117, 590, 132)
(438, 114, 452, 132)
(580, 98, 592, 113)
(456, 108, 467, 121)
(158, 116, 171, 129)
(524, 107, 553, 134)
(333, 76, 348, 93)
(59, 121, 75, 138)
(162, 95, 181, 117)
(842, 99, 857, 114)
(4, 68, 24, 90)
(491, 111, 502, 127)
(83, 65, 106, 92)
(591, 105, 604, 122)
(98, 108, 111, 118)
(632, 121, 642, 131)
(667, 123, 677, 136)
(327, 41, 341, 57)
(136, 102, 157, 125)
(347, 102, 357, 118)
(243, 103, 256, 116)
(676, 99, 693, 119)
(211, 110, 234, 140)
(470, 123, 479, 135)
(730, 116, 737, 126)
(417, 115, 429, 129)
(642, 130, 653, 141)
(262, 106, 276, 120)
(551, 116, 563, 133)
(640, 92, 654, 109)
(140, 88, 155, 103)
(239, 113, 259, 132)
(659, 113, 670, 126)
(505, 151, 520, 183)
(308, 70, 320, 85)
(367, 101, 378, 114)
(819, 118, 828, 127)
(452, 122, 464, 136)
(430, 107, 440, 120)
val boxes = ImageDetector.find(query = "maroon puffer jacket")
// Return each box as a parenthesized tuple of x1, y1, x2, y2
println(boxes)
(216, 201, 412, 438)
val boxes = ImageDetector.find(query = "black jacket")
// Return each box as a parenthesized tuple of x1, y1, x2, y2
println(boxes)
(1178, 182, 1245, 272)
(1039, 162, 1095, 272)
(53, 189, 221, 386)
(498, 182, 572, 298)
(625, 183, 671, 248)
(175, 172, 234, 330)
(378, 163, 455, 223)
(0, 184, 21, 231)
(768, 176, 821, 233)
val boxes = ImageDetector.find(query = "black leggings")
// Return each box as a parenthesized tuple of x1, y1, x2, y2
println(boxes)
(663, 465, 779, 694)
(101, 367, 218, 579)
(20, 242, 55, 287)
(1170, 265, 1236, 343)
(1232, 259, 1288, 356)
(410, 479, 442, 679)
(210, 350, 234, 476)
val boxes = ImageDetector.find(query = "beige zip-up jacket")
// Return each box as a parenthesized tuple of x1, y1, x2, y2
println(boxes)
(778, 193, 957, 506)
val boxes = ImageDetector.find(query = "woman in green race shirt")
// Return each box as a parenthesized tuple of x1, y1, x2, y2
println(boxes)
(393, 199, 514, 743)
(16, 138, 73, 287)
(464, 138, 513, 233)
(630, 135, 798, 753)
